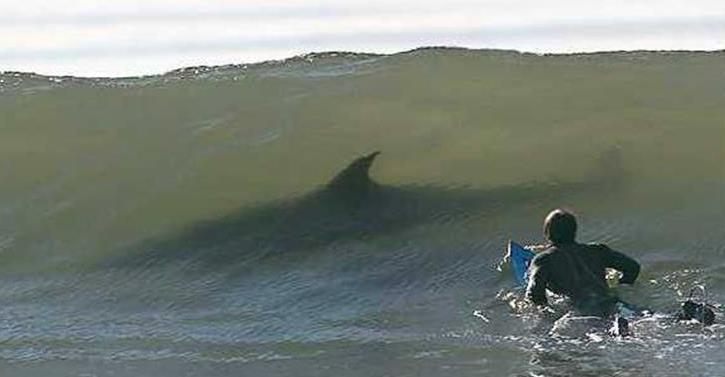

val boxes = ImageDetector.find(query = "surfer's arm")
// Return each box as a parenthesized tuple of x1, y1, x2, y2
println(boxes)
(599, 246, 640, 284)
(526, 257, 549, 306)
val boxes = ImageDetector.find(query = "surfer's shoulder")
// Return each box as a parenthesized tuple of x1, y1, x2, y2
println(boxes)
(531, 248, 555, 266)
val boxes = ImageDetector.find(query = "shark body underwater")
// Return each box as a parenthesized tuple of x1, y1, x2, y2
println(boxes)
(109, 150, 625, 269)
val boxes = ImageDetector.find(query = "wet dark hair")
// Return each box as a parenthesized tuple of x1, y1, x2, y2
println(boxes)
(544, 209, 577, 245)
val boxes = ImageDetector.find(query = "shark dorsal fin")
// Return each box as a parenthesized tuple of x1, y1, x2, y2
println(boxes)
(327, 151, 381, 192)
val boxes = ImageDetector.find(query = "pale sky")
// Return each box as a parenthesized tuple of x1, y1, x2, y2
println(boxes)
(2, 0, 725, 77)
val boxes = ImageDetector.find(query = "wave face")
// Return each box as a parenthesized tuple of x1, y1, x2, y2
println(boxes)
(1, 48, 724, 376)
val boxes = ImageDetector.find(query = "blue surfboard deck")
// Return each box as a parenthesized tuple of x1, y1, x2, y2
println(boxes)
(509, 241, 535, 286)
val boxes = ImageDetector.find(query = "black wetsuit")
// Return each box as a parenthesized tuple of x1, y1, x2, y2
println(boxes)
(526, 243, 640, 317)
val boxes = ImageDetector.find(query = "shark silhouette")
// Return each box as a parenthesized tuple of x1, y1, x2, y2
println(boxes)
(109, 149, 625, 268)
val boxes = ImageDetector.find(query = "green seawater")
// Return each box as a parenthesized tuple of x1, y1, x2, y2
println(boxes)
(0, 48, 723, 376)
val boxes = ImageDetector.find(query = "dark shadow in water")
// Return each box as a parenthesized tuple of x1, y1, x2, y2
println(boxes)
(105, 148, 626, 270)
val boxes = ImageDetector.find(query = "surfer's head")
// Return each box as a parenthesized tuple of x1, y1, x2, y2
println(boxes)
(544, 209, 577, 245)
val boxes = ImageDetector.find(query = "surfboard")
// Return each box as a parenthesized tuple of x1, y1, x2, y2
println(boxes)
(509, 240, 535, 286)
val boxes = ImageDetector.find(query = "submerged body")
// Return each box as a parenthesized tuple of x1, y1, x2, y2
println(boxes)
(107, 150, 625, 269)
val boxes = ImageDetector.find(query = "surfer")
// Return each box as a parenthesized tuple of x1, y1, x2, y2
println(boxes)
(525, 209, 640, 332)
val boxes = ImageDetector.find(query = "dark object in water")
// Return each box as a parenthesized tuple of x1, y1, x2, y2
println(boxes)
(109, 148, 626, 269)
(609, 315, 631, 337)
(677, 300, 716, 326)
(676, 286, 716, 326)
